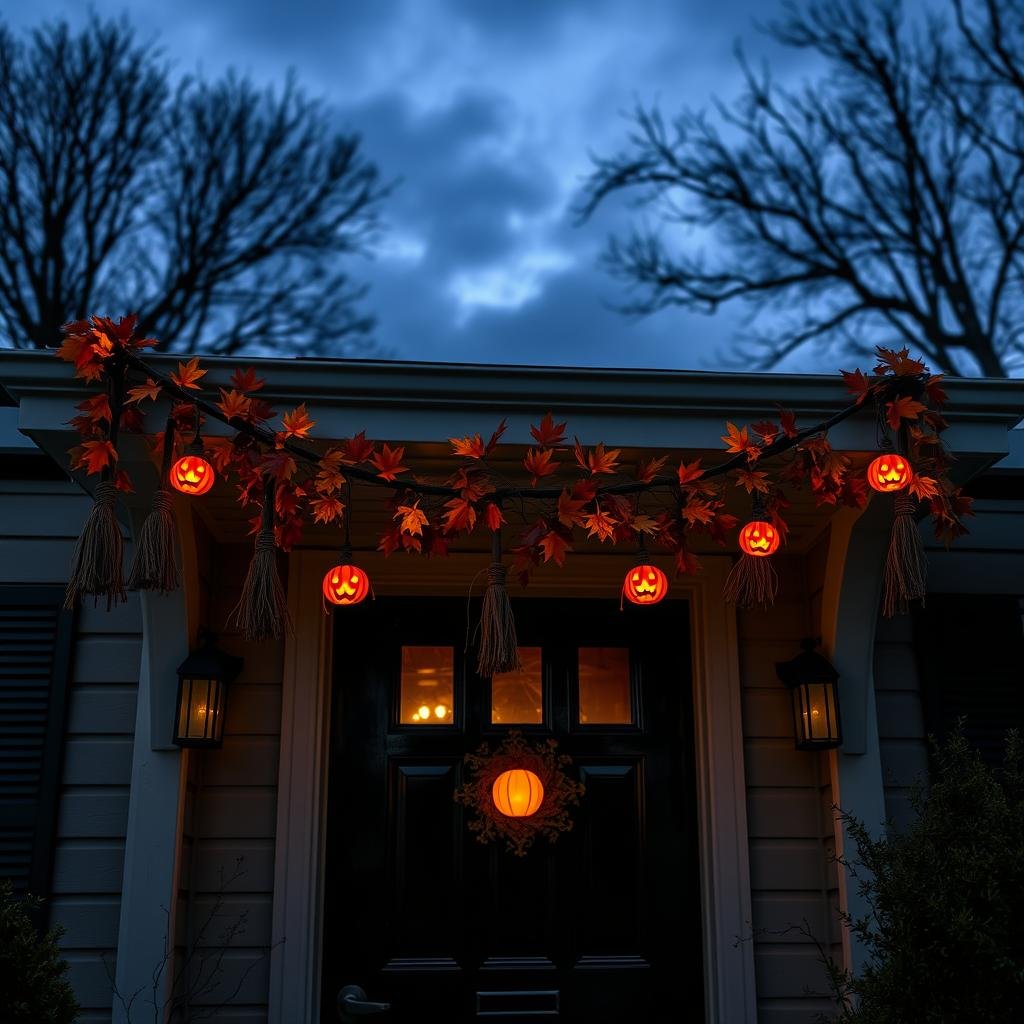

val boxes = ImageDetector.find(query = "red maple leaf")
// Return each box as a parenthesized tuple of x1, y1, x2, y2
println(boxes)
(778, 407, 799, 438)
(442, 496, 477, 534)
(310, 496, 345, 524)
(677, 458, 704, 485)
(636, 454, 669, 483)
(341, 431, 375, 465)
(370, 444, 407, 481)
(217, 388, 251, 421)
(585, 441, 621, 476)
(483, 502, 506, 532)
(279, 403, 316, 441)
(230, 367, 265, 393)
(75, 439, 118, 475)
(523, 448, 558, 485)
(886, 396, 927, 431)
(126, 378, 162, 405)
(582, 509, 618, 542)
(540, 529, 571, 566)
(170, 357, 207, 391)
(530, 412, 567, 448)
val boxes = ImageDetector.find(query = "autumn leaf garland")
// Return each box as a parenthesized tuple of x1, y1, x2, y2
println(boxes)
(57, 319, 973, 577)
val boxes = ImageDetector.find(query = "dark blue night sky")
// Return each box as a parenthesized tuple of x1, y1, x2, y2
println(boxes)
(4, 0, 829, 370)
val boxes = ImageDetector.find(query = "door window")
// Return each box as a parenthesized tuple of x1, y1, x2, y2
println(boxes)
(578, 647, 632, 724)
(490, 647, 543, 724)
(399, 646, 454, 724)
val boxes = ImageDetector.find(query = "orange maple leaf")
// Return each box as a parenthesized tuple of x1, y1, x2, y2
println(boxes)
(908, 475, 940, 501)
(126, 378, 162, 405)
(583, 509, 618, 542)
(734, 468, 771, 494)
(840, 369, 872, 403)
(395, 502, 429, 536)
(721, 422, 753, 456)
(886, 396, 927, 431)
(449, 433, 486, 459)
(483, 502, 506, 532)
(230, 367, 265, 393)
(341, 431, 375, 465)
(75, 439, 118, 475)
(540, 530, 571, 566)
(681, 498, 715, 526)
(170, 357, 207, 391)
(316, 449, 346, 494)
(586, 442, 621, 476)
(556, 488, 588, 528)
(677, 458, 704, 486)
(630, 514, 661, 536)
(636, 454, 669, 483)
(530, 412, 567, 448)
(874, 346, 927, 377)
(310, 496, 345, 524)
(280, 403, 316, 440)
(523, 447, 559, 485)
(442, 496, 477, 534)
(217, 388, 251, 421)
(370, 444, 407, 481)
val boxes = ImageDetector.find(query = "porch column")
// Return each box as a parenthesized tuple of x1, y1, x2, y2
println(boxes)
(819, 501, 890, 976)
(112, 505, 195, 1022)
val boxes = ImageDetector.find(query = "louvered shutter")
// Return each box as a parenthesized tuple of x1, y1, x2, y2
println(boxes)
(913, 594, 1024, 766)
(0, 588, 74, 897)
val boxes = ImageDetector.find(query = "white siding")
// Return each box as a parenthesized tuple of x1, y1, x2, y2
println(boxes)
(0, 475, 142, 1024)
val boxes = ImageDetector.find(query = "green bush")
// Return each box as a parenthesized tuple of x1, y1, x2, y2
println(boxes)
(0, 881, 78, 1023)
(827, 730, 1024, 1022)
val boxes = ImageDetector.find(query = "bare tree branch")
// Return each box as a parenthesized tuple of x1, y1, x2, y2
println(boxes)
(578, 0, 1024, 376)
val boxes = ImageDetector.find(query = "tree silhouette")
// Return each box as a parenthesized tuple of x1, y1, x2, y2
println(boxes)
(579, 0, 1024, 376)
(0, 16, 389, 355)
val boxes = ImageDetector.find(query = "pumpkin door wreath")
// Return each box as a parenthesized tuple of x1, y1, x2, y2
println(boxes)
(454, 730, 585, 857)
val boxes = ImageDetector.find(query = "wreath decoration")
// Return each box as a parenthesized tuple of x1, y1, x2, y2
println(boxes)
(454, 730, 585, 857)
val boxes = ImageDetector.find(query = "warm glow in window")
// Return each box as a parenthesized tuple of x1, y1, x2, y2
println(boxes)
(400, 647, 454, 724)
(491, 647, 543, 724)
(578, 648, 632, 724)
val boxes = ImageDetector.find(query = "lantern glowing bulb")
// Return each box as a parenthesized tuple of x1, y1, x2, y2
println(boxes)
(321, 563, 371, 606)
(622, 563, 668, 606)
(418, 704, 431, 720)
(434, 705, 447, 719)
(738, 520, 780, 558)
(867, 454, 912, 493)
(170, 453, 215, 496)
(491, 769, 544, 818)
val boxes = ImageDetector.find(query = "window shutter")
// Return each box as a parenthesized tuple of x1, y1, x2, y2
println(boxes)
(914, 594, 1024, 766)
(0, 588, 74, 898)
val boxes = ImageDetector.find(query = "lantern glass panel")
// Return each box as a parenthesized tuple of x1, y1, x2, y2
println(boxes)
(578, 647, 632, 724)
(490, 647, 543, 724)
(399, 646, 454, 724)
(176, 677, 225, 745)
(792, 680, 840, 748)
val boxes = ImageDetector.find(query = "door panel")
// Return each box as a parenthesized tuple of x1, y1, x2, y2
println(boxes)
(322, 598, 702, 1023)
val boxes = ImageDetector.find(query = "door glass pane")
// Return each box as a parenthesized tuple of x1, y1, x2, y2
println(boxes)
(491, 647, 543, 724)
(578, 648, 632, 724)
(400, 646, 454, 724)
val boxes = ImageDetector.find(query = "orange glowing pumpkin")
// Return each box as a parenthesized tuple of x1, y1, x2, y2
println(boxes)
(322, 563, 371, 606)
(738, 520, 780, 557)
(170, 454, 215, 496)
(491, 768, 544, 818)
(622, 563, 668, 605)
(867, 453, 912, 493)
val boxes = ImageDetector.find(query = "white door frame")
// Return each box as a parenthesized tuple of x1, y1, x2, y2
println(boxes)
(267, 550, 757, 1024)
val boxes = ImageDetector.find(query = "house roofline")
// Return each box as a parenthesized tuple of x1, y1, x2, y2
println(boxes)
(1, 348, 1022, 426)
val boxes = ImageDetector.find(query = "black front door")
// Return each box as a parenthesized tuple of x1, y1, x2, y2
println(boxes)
(321, 597, 702, 1023)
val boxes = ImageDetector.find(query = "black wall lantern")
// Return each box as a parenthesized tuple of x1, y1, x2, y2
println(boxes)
(775, 638, 842, 751)
(173, 634, 243, 749)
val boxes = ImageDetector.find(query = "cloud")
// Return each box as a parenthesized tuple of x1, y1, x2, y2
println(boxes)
(1, 0, 811, 370)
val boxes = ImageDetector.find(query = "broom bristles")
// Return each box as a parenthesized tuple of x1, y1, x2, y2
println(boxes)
(65, 480, 126, 610)
(724, 553, 779, 609)
(477, 563, 522, 677)
(882, 494, 927, 617)
(228, 529, 291, 641)
(127, 489, 180, 593)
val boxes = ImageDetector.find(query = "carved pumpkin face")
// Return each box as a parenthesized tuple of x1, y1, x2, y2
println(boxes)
(170, 454, 215, 495)
(622, 563, 668, 605)
(739, 520, 780, 557)
(867, 454, 912, 493)
(322, 563, 370, 606)
(492, 768, 544, 818)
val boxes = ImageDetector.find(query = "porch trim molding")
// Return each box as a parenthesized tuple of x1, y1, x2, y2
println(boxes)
(267, 550, 756, 1024)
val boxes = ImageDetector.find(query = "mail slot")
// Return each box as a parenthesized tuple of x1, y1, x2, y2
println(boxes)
(476, 989, 560, 1017)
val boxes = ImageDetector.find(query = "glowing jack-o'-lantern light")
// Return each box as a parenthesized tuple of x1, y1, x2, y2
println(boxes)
(170, 450, 215, 496)
(867, 453, 913, 493)
(738, 520, 780, 558)
(622, 563, 668, 606)
(321, 563, 371, 606)
(491, 768, 544, 818)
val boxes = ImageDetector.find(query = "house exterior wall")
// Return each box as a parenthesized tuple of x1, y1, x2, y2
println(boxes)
(739, 554, 839, 1024)
(0, 470, 142, 1024)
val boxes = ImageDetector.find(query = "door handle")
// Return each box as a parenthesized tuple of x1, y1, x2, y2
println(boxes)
(337, 984, 391, 1021)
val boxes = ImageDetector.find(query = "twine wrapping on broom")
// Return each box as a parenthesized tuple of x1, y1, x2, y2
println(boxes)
(127, 416, 180, 593)
(65, 361, 126, 610)
(882, 492, 927, 617)
(228, 479, 291, 641)
(476, 525, 522, 677)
